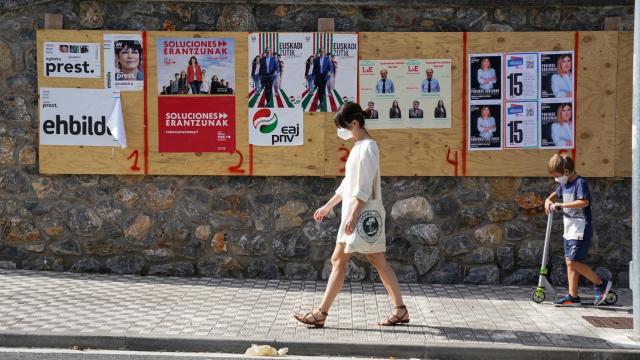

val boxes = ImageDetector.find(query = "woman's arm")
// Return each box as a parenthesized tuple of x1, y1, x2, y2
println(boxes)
(551, 74, 565, 98)
(551, 123, 563, 146)
(344, 198, 365, 235)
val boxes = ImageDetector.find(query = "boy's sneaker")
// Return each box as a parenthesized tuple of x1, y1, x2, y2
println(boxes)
(554, 294, 581, 307)
(594, 279, 612, 306)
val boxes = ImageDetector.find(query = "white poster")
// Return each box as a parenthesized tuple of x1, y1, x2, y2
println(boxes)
(249, 107, 303, 146)
(104, 34, 144, 91)
(43, 42, 100, 78)
(504, 101, 538, 148)
(39, 88, 124, 147)
(504, 52, 538, 101)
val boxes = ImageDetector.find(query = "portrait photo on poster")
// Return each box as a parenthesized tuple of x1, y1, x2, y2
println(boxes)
(540, 101, 574, 149)
(156, 37, 235, 96)
(469, 54, 502, 101)
(104, 34, 144, 91)
(469, 103, 502, 150)
(540, 51, 574, 101)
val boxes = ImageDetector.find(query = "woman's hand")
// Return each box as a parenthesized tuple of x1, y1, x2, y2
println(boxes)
(344, 213, 357, 235)
(313, 205, 330, 223)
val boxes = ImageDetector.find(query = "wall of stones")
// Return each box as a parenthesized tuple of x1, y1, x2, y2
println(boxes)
(0, 0, 633, 285)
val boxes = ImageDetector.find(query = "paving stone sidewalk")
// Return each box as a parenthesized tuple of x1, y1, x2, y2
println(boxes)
(0, 269, 638, 355)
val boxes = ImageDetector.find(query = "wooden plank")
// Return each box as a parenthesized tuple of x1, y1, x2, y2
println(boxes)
(37, 30, 146, 175)
(324, 32, 463, 177)
(615, 32, 633, 177)
(465, 31, 617, 177)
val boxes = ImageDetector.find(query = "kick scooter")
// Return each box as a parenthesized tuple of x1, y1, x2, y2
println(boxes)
(530, 207, 618, 305)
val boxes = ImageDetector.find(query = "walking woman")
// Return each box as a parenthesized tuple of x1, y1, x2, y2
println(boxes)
(187, 56, 203, 95)
(293, 102, 409, 328)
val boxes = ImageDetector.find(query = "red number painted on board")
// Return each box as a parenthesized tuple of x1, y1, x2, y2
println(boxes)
(127, 150, 141, 172)
(445, 146, 458, 177)
(338, 147, 350, 174)
(227, 150, 246, 174)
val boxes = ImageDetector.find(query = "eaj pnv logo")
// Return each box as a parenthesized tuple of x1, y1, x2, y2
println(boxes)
(357, 210, 382, 243)
(252, 108, 278, 134)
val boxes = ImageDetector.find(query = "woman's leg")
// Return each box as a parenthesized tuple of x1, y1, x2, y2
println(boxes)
(367, 252, 404, 306)
(318, 242, 351, 312)
(189, 82, 198, 95)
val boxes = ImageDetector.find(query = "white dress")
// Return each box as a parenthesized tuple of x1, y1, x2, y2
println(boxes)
(334, 139, 380, 244)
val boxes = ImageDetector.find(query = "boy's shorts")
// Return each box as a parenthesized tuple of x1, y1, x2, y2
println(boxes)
(563, 227, 593, 261)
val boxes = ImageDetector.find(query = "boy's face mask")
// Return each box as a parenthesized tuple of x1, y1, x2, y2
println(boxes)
(554, 175, 569, 185)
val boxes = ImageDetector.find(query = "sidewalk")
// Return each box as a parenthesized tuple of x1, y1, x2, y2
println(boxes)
(1, 269, 639, 359)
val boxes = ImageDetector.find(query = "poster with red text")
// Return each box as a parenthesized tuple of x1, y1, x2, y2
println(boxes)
(158, 96, 235, 153)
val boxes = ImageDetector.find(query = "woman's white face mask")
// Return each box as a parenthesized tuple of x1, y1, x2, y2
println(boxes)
(337, 127, 353, 140)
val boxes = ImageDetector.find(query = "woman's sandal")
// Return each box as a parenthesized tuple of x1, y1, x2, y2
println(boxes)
(378, 305, 410, 326)
(293, 308, 328, 328)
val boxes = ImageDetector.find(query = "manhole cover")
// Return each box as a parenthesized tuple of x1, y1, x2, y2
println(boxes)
(583, 316, 633, 329)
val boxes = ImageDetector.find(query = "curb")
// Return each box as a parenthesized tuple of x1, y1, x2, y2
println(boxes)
(1, 331, 640, 359)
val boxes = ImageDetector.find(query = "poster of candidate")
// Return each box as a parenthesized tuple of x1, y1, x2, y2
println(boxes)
(104, 34, 144, 91)
(157, 37, 235, 95)
(359, 59, 452, 129)
(44, 42, 100, 78)
(247, 32, 358, 112)
(540, 101, 574, 149)
(540, 51, 574, 101)
(469, 54, 502, 101)
(468, 103, 502, 150)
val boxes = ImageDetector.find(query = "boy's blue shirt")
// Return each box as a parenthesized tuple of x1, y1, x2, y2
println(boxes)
(555, 175, 592, 240)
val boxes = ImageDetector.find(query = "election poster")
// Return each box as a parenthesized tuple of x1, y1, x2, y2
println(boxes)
(247, 32, 358, 112)
(540, 51, 574, 101)
(104, 34, 144, 91)
(358, 59, 452, 129)
(504, 52, 538, 101)
(468, 103, 502, 150)
(469, 54, 501, 101)
(504, 101, 538, 148)
(249, 108, 304, 146)
(157, 37, 235, 95)
(540, 101, 574, 149)
(43, 42, 100, 78)
(158, 96, 235, 153)
(39, 88, 123, 147)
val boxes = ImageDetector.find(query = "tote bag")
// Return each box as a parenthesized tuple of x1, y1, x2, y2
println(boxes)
(344, 170, 386, 254)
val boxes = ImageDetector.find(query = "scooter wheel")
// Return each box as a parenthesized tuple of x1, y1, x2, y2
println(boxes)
(604, 290, 618, 305)
(531, 289, 545, 303)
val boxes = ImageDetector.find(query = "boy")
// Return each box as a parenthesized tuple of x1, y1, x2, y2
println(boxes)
(544, 154, 612, 306)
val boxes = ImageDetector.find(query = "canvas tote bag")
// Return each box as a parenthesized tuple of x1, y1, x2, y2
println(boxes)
(344, 170, 386, 254)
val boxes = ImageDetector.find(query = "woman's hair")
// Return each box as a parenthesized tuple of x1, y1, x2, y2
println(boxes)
(556, 54, 572, 76)
(437, 99, 444, 107)
(480, 105, 491, 115)
(547, 153, 575, 174)
(334, 102, 365, 129)
(481, 57, 490, 66)
(114, 40, 143, 70)
(392, 100, 399, 107)
(179, 71, 186, 78)
(189, 56, 198, 65)
(556, 103, 572, 124)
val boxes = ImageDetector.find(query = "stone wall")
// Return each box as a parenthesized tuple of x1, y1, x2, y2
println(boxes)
(0, 1, 633, 285)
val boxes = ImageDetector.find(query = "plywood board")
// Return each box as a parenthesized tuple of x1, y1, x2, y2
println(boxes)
(37, 30, 146, 175)
(324, 32, 463, 177)
(615, 32, 632, 177)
